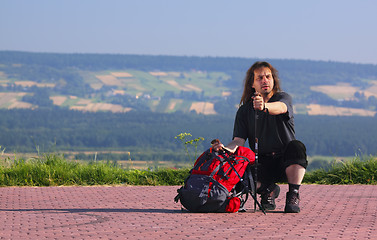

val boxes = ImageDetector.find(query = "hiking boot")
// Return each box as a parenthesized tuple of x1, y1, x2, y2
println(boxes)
(260, 184, 280, 210)
(284, 191, 300, 213)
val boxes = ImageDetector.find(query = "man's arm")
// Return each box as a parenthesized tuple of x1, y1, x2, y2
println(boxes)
(253, 95, 288, 115)
(264, 101, 287, 115)
(212, 137, 246, 153)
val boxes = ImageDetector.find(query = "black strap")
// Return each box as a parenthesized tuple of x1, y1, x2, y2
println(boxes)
(209, 162, 222, 178)
(220, 150, 266, 214)
(219, 151, 244, 182)
(208, 152, 228, 178)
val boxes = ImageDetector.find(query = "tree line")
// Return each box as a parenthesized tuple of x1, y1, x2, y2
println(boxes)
(0, 109, 376, 157)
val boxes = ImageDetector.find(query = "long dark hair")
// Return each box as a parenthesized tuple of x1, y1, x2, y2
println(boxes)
(240, 61, 281, 105)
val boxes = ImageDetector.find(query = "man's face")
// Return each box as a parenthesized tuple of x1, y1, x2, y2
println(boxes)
(252, 67, 274, 95)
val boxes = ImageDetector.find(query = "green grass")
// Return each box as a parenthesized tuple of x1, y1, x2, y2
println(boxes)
(1, 153, 376, 187)
(303, 155, 377, 184)
(0, 153, 189, 187)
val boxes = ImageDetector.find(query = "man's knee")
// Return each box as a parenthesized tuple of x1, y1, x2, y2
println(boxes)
(284, 140, 308, 169)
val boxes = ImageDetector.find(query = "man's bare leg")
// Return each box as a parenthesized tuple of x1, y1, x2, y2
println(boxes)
(286, 164, 305, 184)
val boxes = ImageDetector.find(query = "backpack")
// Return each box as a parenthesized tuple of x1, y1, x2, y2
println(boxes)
(174, 146, 256, 213)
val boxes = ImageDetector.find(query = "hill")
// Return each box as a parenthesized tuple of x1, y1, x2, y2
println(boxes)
(1, 51, 377, 116)
(1, 51, 377, 163)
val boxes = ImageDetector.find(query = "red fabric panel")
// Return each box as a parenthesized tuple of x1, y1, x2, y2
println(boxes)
(225, 197, 241, 213)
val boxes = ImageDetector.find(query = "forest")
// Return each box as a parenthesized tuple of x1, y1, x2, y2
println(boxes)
(1, 109, 376, 158)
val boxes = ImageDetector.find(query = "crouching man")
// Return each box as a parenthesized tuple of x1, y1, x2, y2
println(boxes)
(212, 61, 308, 213)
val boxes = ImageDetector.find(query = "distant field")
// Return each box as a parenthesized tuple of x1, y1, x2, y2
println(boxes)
(189, 102, 216, 115)
(70, 103, 132, 113)
(308, 81, 377, 116)
(311, 81, 377, 100)
(0, 67, 376, 116)
(115, 160, 192, 169)
(83, 69, 232, 114)
(307, 104, 376, 116)
(14, 81, 55, 88)
(311, 83, 359, 100)
(307, 155, 354, 163)
(0, 92, 33, 109)
(364, 80, 377, 98)
(50, 96, 67, 105)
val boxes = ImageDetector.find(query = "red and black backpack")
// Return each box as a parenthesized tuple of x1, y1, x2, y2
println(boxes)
(174, 146, 257, 213)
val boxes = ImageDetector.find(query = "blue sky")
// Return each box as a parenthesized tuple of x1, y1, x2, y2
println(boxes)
(1, 0, 377, 65)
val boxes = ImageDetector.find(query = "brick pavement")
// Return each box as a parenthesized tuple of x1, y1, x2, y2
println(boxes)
(0, 184, 376, 239)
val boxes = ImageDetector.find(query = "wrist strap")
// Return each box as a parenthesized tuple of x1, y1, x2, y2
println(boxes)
(263, 103, 269, 114)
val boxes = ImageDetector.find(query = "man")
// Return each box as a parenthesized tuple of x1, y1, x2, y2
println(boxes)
(212, 61, 308, 213)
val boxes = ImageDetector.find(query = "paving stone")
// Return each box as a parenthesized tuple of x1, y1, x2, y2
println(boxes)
(0, 185, 377, 239)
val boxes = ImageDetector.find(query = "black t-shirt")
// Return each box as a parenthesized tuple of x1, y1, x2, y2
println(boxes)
(232, 92, 295, 154)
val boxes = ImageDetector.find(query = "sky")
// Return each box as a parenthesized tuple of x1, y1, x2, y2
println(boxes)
(1, 0, 377, 65)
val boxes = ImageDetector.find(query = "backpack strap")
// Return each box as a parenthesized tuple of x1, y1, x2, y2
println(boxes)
(209, 161, 222, 178)
(221, 154, 244, 182)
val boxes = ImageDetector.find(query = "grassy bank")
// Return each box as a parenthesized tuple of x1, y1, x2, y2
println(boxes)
(0, 153, 189, 186)
(1, 153, 376, 186)
(303, 156, 377, 184)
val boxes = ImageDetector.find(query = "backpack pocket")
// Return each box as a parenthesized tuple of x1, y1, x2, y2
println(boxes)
(178, 174, 229, 213)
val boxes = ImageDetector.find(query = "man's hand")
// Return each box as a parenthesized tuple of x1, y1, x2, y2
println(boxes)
(211, 139, 239, 153)
(252, 92, 265, 111)
(211, 139, 224, 152)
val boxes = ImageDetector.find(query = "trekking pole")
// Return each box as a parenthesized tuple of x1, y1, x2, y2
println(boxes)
(220, 150, 266, 215)
(253, 93, 259, 213)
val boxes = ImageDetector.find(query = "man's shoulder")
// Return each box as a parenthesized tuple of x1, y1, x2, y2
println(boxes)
(274, 92, 294, 117)
(272, 91, 292, 101)
(275, 91, 291, 97)
(237, 101, 252, 114)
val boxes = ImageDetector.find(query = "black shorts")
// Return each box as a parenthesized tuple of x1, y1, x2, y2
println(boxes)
(256, 140, 308, 184)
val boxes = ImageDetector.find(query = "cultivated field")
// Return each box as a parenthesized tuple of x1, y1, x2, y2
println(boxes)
(0, 68, 376, 116)
(307, 104, 376, 116)
(0, 92, 33, 109)
(311, 83, 359, 100)
(189, 102, 216, 115)
(311, 81, 377, 100)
